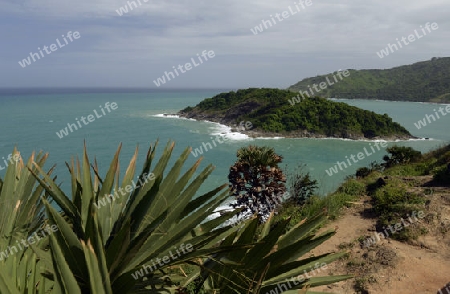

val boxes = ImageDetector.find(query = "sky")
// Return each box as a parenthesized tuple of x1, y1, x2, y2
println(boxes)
(1, 0, 449, 89)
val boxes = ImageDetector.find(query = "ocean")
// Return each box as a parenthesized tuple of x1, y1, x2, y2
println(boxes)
(0, 89, 448, 199)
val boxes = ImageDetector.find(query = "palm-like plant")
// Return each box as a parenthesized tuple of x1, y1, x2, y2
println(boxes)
(31, 141, 249, 293)
(0, 149, 55, 293)
(183, 213, 352, 294)
(228, 146, 287, 221)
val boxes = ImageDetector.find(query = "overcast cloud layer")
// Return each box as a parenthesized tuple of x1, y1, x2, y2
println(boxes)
(1, 0, 449, 88)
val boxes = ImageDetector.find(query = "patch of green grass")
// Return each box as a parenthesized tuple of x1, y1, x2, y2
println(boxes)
(338, 179, 367, 197)
(301, 192, 358, 220)
(383, 162, 431, 176)
(274, 201, 306, 229)
(276, 177, 366, 227)
(276, 145, 450, 244)
(370, 178, 427, 242)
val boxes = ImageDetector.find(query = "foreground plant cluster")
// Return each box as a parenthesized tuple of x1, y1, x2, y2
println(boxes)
(0, 141, 351, 294)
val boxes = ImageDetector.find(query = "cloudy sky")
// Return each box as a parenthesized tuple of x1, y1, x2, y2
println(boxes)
(1, 0, 448, 89)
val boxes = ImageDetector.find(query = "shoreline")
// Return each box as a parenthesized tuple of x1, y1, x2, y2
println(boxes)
(155, 113, 423, 142)
(328, 97, 450, 105)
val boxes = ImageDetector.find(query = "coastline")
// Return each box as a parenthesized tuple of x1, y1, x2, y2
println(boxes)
(155, 113, 421, 142)
(329, 97, 450, 105)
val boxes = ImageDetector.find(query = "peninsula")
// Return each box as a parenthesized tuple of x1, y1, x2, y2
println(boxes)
(288, 57, 450, 103)
(178, 88, 414, 140)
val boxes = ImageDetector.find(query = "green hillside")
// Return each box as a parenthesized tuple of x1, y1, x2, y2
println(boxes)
(288, 57, 450, 102)
(178, 88, 413, 140)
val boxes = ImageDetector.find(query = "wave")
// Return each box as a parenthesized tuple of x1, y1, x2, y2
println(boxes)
(331, 98, 450, 106)
(153, 114, 253, 141)
(152, 114, 196, 121)
(255, 137, 285, 140)
(257, 136, 433, 143)
(326, 137, 437, 143)
(207, 202, 251, 228)
(208, 122, 253, 141)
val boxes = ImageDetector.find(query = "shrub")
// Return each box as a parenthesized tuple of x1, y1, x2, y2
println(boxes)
(433, 164, 450, 184)
(356, 167, 371, 178)
(288, 164, 318, 205)
(338, 179, 366, 197)
(181, 106, 194, 112)
(371, 179, 426, 241)
(369, 161, 384, 172)
(437, 151, 450, 165)
(373, 181, 424, 219)
(382, 146, 422, 168)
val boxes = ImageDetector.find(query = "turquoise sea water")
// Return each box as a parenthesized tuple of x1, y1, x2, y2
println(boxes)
(0, 89, 448, 199)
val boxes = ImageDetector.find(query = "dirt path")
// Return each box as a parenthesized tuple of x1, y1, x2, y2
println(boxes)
(309, 195, 450, 294)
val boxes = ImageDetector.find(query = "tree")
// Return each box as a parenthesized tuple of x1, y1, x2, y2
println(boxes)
(288, 164, 318, 205)
(228, 145, 286, 221)
(382, 146, 422, 168)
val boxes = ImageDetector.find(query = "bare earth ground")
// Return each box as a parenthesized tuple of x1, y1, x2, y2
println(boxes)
(310, 176, 450, 294)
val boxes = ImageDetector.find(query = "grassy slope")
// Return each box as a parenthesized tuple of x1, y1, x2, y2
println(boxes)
(288, 57, 450, 102)
(277, 144, 450, 293)
(278, 144, 450, 232)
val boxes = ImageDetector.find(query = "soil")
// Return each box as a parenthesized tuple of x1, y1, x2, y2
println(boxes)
(310, 176, 450, 294)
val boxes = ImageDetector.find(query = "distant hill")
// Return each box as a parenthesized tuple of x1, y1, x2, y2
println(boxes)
(288, 57, 450, 102)
(178, 88, 413, 140)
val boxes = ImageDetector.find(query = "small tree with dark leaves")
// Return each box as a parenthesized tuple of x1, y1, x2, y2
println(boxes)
(382, 146, 421, 168)
(288, 164, 318, 206)
(228, 145, 286, 221)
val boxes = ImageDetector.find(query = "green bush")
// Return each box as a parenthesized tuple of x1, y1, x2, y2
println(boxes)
(373, 181, 424, 219)
(437, 151, 450, 165)
(181, 106, 194, 112)
(356, 167, 371, 178)
(382, 146, 422, 168)
(433, 165, 450, 184)
(384, 163, 430, 176)
(371, 179, 426, 241)
(337, 179, 366, 197)
(297, 192, 358, 221)
(288, 164, 318, 205)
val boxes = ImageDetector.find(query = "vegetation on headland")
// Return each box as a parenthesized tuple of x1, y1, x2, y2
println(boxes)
(276, 143, 450, 293)
(179, 88, 413, 140)
(278, 145, 442, 230)
(288, 57, 450, 102)
(276, 143, 450, 240)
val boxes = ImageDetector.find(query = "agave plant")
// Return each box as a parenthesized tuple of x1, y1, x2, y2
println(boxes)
(0, 149, 55, 293)
(30, 141, 249, 293)
(182, 213, 352, 294)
